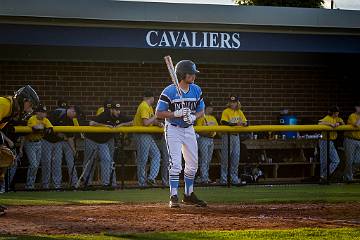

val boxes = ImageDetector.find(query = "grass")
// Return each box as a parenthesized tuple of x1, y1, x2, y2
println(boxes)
(1, 185, 359, 240)
(0, 184, 359, 206)
(1, 228, 360, 240)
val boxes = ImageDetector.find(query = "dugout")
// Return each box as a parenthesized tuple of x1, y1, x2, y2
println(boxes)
(1, 0, 360, 185)
(0, 0, 359, 121)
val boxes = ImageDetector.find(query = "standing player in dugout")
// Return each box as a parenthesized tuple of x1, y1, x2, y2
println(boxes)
(156, 60, 207, 208)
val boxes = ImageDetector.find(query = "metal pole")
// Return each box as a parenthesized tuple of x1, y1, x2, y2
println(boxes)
(227, 133, 231, 188)
(120, 135, 125, 190)
(326, 131, 330, 184)
(5, 168, 10, 192)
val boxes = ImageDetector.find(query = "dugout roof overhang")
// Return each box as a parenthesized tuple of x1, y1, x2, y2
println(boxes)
(0, 0, 360, 66)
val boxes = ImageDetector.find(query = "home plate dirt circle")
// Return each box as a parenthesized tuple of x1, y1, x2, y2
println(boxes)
(0, 203, 359, 235)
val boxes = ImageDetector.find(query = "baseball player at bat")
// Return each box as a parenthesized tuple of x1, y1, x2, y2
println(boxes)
(156, 57, 207, 208)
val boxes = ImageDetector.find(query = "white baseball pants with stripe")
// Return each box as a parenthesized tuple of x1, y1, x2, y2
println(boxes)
(164, 124, 198, 179)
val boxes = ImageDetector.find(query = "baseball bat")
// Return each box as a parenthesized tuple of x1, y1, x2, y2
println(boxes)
(84, 154, 97, 187)
(67, 141, 77, 188)
(164, 56, 185, 109)
(75, 148, 96, 188)
(69, 151, 77, 188)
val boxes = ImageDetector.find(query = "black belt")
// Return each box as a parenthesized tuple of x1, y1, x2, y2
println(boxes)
(170, 123, 190, 128)
(28, 140, 41, 143)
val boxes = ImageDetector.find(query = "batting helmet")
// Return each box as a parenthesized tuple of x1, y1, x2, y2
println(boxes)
(175, 60, 200, 80)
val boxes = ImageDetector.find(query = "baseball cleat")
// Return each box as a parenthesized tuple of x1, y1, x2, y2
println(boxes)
(182, 193, 207, 207)
(0, 205, 7, 216)
(169, 195, 180, 208)
(147, 179, 157, 187)
(232, 180, 247, 187)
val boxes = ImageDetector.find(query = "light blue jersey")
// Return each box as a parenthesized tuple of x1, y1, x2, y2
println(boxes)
(156, 83, 205, 128)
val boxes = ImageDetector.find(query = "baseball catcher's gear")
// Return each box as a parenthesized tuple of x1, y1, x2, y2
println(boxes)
(0, 146, 16, 186)
(0, 146, 16, 168)
(14, 85, 40, 109)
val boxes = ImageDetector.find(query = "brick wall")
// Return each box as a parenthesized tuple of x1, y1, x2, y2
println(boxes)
(0, 61, 357, 125)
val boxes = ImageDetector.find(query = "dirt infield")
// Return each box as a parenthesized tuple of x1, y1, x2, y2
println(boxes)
(1, 203, 359, 235)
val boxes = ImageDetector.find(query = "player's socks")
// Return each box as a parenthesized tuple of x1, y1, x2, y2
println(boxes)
(169, 175, 179, 196)
(184, 175, 194, 196)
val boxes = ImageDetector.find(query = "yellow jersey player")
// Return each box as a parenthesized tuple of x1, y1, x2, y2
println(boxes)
(318, 106, 344, 182)
(220, 95, 247, 185)
(344, 102, 360, 182)
(24, 104, 53, 189)
(133, 91, 162, 187)
(196, 100, 218, 184)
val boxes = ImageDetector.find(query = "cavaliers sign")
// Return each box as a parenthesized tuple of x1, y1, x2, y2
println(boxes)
(1, 24, 360, 53)
(145, 31, 241, 49)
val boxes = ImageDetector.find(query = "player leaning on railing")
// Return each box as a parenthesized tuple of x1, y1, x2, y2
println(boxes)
(318, 106, 345, 183)
(344, 102, 360, 182)
(42, 103, 78, 189)
(96, 99, 118, 186)
(156, 59, 207, 208)
(0, 85, 40, 216)
(82, 102, 133, 187)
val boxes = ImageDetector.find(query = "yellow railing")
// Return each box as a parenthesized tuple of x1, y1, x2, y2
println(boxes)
(14, 125, 359, 133)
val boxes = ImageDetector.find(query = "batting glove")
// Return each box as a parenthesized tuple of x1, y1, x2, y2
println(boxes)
(182, 108, 191, 117)
(184, 114, 197, 125)
(173, 109, 183, 118)
(173, 108, 191, 118)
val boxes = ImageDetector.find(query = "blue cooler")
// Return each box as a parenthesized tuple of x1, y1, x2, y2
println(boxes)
(279, 115, 298, 139)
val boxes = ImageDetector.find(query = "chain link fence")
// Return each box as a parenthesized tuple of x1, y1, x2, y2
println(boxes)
(1, 126, 360, 192)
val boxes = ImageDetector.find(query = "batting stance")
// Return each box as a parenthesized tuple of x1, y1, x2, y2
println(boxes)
(156, 59, 207, 208)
